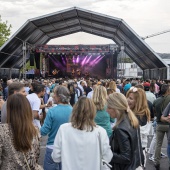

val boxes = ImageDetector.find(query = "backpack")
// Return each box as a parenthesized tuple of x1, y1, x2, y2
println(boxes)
(76, 87, 83, 98)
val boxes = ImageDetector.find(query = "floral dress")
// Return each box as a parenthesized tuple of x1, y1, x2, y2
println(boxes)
(0, 124, 43, 170)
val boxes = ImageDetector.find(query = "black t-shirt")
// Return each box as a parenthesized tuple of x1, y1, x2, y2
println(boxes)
(147, 100, 154, 119)
(85, 86, 92, 96)
(136, 115, 147, 126)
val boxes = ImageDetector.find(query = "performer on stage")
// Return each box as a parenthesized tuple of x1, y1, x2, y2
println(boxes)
(71, 69, 75, 77)
(52, 69, 60, 77)
(77, 69, 81, 77)
(85, 71, 90, 78)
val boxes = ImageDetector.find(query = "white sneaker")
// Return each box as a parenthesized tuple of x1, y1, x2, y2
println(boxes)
(149, 156, 154, 162)
(161, 152, 167, 158)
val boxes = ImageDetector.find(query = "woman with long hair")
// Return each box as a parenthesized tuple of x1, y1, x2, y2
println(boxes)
(107, 92, 144, 170)
(126, 87, 150, 168)
(92, 85, 112, 137)
(108, 81, 120, 93)
(52, 97, 112, 170)
(126, 87, 150, 126)
(0, 93, 42, 169)
(150, 82, 156, 94)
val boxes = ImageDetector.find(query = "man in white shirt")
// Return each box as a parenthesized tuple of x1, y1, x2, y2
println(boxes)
(26, 84, 46, 127)
(78, 80, 86, 96)
(144, 85, 156, 104)
(87, 82, 97, 99)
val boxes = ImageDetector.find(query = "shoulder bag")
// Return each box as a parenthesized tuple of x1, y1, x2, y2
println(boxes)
(98, 130, 112, 170)
(135, 128, 144, 170)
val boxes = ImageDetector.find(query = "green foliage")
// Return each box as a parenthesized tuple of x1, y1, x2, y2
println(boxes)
(20, 60, 35, 73)
(123, 57, 133, 63)
(0, 15, 12, 47)
(118, 57, 133, 63)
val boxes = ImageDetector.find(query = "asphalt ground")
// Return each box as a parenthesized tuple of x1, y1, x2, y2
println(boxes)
(39, 135, 169, 170)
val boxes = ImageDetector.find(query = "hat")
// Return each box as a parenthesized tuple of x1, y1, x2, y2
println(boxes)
(116, 79, 121, 84)
(143, 82, 150, 87)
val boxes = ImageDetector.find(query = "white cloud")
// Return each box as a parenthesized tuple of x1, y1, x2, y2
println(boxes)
(0, 0, 170, 53)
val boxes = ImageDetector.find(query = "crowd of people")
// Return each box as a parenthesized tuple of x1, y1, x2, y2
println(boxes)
(0, 76, 170, 170)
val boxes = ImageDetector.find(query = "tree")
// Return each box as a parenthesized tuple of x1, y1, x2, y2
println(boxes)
(0, 15, 12, 47)
(117, 56, 133, 63)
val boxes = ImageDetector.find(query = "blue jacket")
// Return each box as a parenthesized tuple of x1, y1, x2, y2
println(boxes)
(40, 104, 72, 145)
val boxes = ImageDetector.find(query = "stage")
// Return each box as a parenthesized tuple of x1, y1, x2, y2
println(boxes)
(32, 44, 118, 79)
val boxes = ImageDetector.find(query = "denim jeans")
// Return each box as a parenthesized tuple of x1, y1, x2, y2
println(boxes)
(168, 143, 170, 167)
(43, 147, 61, 170)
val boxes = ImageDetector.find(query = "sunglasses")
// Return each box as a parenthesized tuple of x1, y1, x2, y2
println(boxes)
(129, 86, 138, 92)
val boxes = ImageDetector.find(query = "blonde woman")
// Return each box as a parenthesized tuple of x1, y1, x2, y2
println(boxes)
(126, 87, 150, 129)
(107, 92, 144, 170)
(92, 85, 112, 137)
(52, 97, 112, 170)
(126, 87, 150, 168)
(108, 81, 120, 93)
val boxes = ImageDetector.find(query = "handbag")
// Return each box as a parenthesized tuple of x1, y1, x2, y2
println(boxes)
(136, 128, 144, 170)
(98, 131, 112, 170)
(23, 153, 31, 170)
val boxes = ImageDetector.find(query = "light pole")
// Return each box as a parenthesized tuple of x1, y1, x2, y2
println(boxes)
(120, 43, 125, 78)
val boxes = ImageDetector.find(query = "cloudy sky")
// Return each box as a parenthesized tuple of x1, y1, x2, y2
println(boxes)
(1, 0, 170, 53)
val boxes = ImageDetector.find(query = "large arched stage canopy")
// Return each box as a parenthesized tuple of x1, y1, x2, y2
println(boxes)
(0, 7, 169, 79)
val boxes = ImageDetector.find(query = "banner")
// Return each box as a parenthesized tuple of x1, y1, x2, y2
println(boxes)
(35, 44, 112, 53)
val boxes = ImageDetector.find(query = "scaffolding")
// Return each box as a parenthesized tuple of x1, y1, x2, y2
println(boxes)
(22, 41, 27, 79)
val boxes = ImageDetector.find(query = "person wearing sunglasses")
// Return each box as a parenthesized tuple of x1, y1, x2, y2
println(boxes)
(126, 87, 150, 168)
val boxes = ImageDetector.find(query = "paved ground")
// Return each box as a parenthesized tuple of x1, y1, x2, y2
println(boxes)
(39, 135, 169, 170)
(146, 135, 169, 170)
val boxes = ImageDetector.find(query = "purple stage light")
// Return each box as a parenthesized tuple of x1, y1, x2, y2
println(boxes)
(89, 55, 101, 66)
(49, 55, 65, 69)
(48, 55, 58, 68)
(76, 55, 80, 63)
(94, 56, 104, 64)
(61, 56, 66, 66)
(94, 56, 102, 64)
(81, 56, 88, 66)
(85, 55, 92, 64)
(73, 56, 77, 64)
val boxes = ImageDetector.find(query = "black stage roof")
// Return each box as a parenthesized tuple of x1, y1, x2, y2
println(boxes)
(0, 7, 168, 70)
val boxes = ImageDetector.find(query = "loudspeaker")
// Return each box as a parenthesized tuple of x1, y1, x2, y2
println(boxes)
(113, 51, 118, 67)
(34, 52, 40, 69)
(30, 53, 34, 66)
